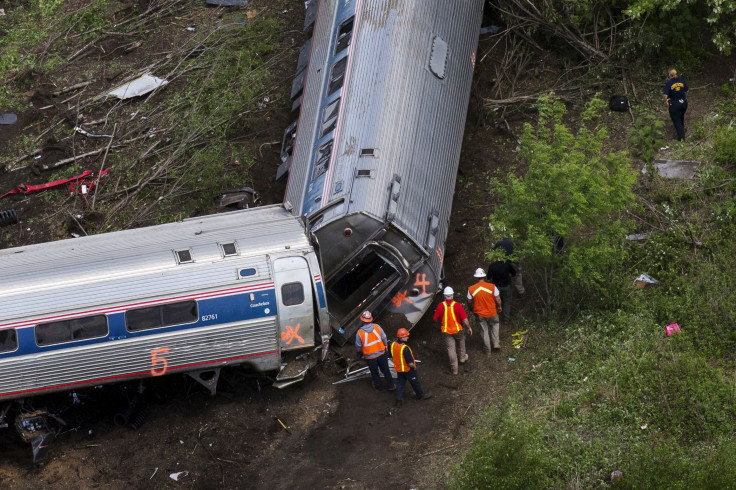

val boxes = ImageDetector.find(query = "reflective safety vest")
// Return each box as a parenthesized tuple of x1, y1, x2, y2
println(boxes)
(441, 301, 462, 334)
(391, 341, 413, 373)
(469, 281, 498, 317)
(359, 324, 386, 356)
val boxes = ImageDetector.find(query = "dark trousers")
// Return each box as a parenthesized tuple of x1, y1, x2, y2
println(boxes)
(366, 353, 394, 391)
(498, 284, 512, 322)
(669, 99, 688, 140)
(396, 369, 423, 401)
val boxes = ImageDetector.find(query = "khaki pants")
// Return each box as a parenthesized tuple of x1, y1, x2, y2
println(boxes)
(477, 315, 500, 351)
(443, 331, 466, 374)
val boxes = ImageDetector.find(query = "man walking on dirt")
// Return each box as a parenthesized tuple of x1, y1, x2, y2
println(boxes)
(355, 310, 395, 392)
(390, 328, 433, 408)
(433, 287, 472, 375)
(468, 268, 502, 354)
(487, 255, 516, 323)
(494, 237, 525, 295)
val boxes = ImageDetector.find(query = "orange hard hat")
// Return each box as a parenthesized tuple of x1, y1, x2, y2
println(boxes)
(396, 328, 410, 338)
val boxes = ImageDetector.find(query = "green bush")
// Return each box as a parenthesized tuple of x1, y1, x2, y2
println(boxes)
(629, 115, 666, 162)
(712, 126, 736, 166)
(450, 407, 555, 489)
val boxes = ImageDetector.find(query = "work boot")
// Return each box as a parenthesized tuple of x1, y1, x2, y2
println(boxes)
(388, 386, 397, 392)
(459, 354, 469, 364)
(493, 343, 501, 350)
(444, 369, 458, 376)
(395, 399, 403, 408)
(416, 392, 434, 400)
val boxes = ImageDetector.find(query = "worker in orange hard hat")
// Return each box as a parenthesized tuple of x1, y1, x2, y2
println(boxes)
(390, 327, 433, 408)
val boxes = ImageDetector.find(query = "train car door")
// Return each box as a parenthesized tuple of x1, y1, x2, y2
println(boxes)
(273, 256, 315, 351)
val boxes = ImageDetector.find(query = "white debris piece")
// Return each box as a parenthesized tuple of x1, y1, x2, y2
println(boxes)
(108, 74, 169, 99)
(169, 471, 188, 481)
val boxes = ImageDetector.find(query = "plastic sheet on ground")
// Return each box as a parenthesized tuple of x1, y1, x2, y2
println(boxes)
(108, 74, 168, 99)
(0, 113, 18, 125)
(641, 159, 700, 179)
(634, 273, 659, 289)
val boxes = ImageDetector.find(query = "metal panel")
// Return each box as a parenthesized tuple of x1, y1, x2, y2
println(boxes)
(283, 0, 483, 333)
(0, 319, 280, 398)
(0, 205, 309, 325)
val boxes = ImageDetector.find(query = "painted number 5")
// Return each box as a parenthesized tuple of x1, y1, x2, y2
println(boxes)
(150, 348, 169, 376)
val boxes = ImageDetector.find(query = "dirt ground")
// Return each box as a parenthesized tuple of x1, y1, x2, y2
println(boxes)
(2, 1, 733, 488)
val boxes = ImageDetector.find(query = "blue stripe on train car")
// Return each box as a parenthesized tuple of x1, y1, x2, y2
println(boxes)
(315, 281, 326, 308)
(1, 289, 278, 358)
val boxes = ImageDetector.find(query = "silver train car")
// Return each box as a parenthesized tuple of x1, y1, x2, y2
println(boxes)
(0, 205, 330, 410)
(280, 0, 484, 343)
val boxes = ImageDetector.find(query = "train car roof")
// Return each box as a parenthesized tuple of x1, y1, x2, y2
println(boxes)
(285, 0, 483, 262)
(0, 205, 310, 323)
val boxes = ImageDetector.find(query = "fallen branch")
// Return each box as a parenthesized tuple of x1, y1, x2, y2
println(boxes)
(52, 80, 93, 97)
(40, 148, 105, 171)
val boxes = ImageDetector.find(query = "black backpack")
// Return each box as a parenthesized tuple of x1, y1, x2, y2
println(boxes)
(609, 95, 629, 111)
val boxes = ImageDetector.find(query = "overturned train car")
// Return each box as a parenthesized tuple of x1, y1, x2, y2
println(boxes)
(0, 205, 330, 416)
(280, 0, 484, 343)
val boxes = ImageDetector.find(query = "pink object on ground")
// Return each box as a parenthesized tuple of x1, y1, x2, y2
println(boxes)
(665, 323, 681, 336)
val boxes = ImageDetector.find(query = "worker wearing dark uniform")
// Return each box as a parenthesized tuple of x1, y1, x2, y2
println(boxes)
(663, 68, 688, 141)
(487, 257, 516, 323)
(390, 328, 433, 408)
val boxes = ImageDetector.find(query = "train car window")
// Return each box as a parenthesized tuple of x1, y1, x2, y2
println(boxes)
(239, 267, 257, 277)
(281, 282, 305, 306)
(321, 97, 340, 137)
(175, 249, 193, 264)
(126, 301, 198, 332)
(221, 242, 238, 257)
(0, 329, 18, 353)
(35, 315, 108, 346)
(328, 57, 348, 96)
(429, 36, 448, 79)
(335, 17, 354, 54)
(313, 140, 333, 179)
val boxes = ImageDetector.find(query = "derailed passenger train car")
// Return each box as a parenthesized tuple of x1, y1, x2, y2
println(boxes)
(280, 0, 484, 343)
(0, 205, 330, 448)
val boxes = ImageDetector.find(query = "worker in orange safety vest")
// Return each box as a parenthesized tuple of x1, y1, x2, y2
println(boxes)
(432, 287, 472, 375)
(355, 310, 395, 392)
(468, 267, 503, 354)
(390, 328, 433, 408)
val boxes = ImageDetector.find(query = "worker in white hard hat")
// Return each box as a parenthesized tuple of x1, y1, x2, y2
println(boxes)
(433, 286, 472, 375)
(468, 267, 502, 355)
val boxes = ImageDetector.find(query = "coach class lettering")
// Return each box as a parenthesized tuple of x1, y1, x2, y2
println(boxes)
(150, 348, 169, 376)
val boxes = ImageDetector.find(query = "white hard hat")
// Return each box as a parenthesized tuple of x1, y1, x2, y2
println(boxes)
(474, 268, 486, 278)
(443, 286, 454, 297)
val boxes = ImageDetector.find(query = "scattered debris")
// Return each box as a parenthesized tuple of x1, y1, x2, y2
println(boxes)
(0, 170, 104, 200)
(611, 470, 623, 483)
(665, 323, 681, 336)
(333, 358, 399, 384)
(507, 358, 515, 362)
(0, 8, 5, 15)
(511, 330, 528, 349)
(74, 126, 113, 138)
(480, 25, 501, 35)
(0, 209, 18, 227)
(185, 26, 195, 31)
(169, 471, 188, 482)
(634, 273, 659, 290)
(214, 187, 258, 209)
(150, 468, 158, 480)
(640, 423, 648, 430)
(206, 0, 248, 5)
(642, 159, 701, 179)
(108, 74, 168, 100)
(275, 417, 291, 433)
(0, 113, 18, 125)
(625, 232, 652, 241)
